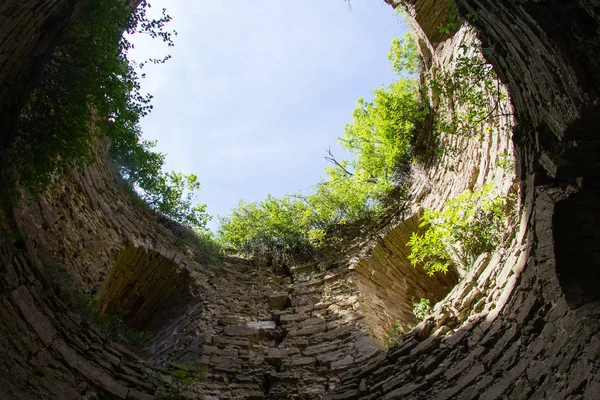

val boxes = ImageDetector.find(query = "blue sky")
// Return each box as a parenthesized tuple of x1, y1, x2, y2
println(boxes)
(130, 0, 409, 230)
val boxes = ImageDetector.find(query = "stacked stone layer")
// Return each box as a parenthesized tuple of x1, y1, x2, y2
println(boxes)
(1, 0, 599, 399)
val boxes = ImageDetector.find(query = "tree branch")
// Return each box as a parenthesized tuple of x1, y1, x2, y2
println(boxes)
(325, 147, 354, 177)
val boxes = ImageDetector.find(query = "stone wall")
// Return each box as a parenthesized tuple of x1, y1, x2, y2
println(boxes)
(145, 258, 382, 399)
(0, 0, 77, 148)
(0, 0, 599, 399)
(323, 1, 600, 399)
(0, 142, 387, 399)
(0, 244, 163, 400)
(0, 141, 212, 398)
(353, 213, 459, 341)
(12, 143, 204, 291)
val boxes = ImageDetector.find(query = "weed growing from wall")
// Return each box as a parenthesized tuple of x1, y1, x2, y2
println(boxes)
(438, 0, 460, 35)
(166, 360, 208, 385)
(413, 298, 432, 320)
(385, 320, 405, 347)
(428, 43, 510, 155)
(495, 151, 515, 173)
(408, 185, 507, 276)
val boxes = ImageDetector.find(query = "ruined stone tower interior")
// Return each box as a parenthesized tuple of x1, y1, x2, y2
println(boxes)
(0, 0, 599, 399)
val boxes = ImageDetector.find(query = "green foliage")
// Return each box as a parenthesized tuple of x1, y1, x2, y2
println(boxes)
(388, 32, 419, 76)
(385, 320, 405, 347)
(183, 228, 223, 264)
(11, 0, 160, 190)
(218, 182, 389, 266)
(7, 0, 208, 229)
(218, 187, 366, 268)
(438, 0, 460, 35)
(413, 298, 432, 320)
(495, 151, 514, 173)
(144, 172, 209, 229)
(218, 33, 425, 265)
(340, 79, 422, 185)
(166, 360, 208, 385)
(408, 185, 507, 275)
(219, 195, 313, 260)
(427, 43, 509, 156)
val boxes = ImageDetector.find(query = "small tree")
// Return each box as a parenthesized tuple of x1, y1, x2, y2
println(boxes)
(408, 185, 507, 275)
(8, 0, 209, 230)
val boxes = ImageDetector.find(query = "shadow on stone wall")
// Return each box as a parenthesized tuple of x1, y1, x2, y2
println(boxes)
(354, 213, 459, 341)
(99, 245, 194, 330)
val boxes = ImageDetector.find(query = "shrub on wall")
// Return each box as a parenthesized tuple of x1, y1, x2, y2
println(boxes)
(7, 0, 209, 230)
(408, 185, 507, 276)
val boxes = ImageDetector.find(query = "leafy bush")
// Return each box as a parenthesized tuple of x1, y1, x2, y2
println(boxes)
(11, 0, 156, 189)
(495, 151, 514, 173)
(183, 229, 223, 265)
(166, 360, 208, 385)
(385, 320, 405, 347)
(218, 182, 386, 268)
(408, 185, 507, 276)
(438, 0, 460, 35)
(428, 43, 510, 153)
(413, 298, 432, 320)
(7, 0, 209, 230)
(219, 195, 313, 263)
(218, 190, 359, 269)
(340, 78, 422, 186)
(388, 32, 419, 75)
(218, 35, 423, 264)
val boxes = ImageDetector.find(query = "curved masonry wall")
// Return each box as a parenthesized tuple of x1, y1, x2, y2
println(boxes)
(0, 0, 599, 399)
(324, 1, 600, 399)
(352, 213, 459, 341)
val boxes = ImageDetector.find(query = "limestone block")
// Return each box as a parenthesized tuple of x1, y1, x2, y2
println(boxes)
(247, 321, 277, 331)
(265, 348, 286, 367)
(289, 356, 317, 367)
(223, 325, 258, 337)
(268, 294, 290, 310)
(280, 313, 309, 324)
(210, 355, 242, 372)
(299, 316, 325, 328)
(287, 324, 327, 338)
(303, 341, 342, 356)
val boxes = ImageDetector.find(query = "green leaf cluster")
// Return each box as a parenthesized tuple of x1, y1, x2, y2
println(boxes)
(7, 0, 208, 230)
(427, 43, 509, 156)
(413, 298, 432, 320)
(341, 78, 422, 186)
(167, 360, 208, 385)
(218, 184, 382, 267)
(11, 0, 153, 189)
(438, 0, 460, 35)
(218, 34, 424, 264)
(385, 320, 405, 348)
(388, 32, 419, 76)
(408, 185, 507, 275)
